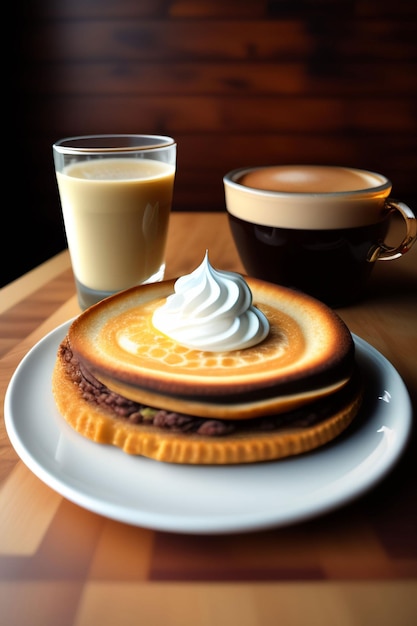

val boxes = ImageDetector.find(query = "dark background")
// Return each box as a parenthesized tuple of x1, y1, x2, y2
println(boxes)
(7, 0, 417, 287)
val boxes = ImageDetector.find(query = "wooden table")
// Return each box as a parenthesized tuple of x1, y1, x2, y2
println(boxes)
(1, 212, 416, 626)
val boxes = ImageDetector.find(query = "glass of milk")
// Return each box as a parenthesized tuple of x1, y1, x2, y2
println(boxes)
(53, 135, 176, 309)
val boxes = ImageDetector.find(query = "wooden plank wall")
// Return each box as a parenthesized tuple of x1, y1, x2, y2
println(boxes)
(9, 0, 417, 286)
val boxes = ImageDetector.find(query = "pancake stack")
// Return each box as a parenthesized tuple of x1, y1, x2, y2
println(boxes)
(52, 276, 362, 464)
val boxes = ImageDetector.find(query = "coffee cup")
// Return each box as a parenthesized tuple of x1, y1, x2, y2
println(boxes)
(53, 134, 176, 309)
(223, 165, 416, 307)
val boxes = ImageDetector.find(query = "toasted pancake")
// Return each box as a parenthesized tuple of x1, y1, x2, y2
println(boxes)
(68, 278, 354, 409)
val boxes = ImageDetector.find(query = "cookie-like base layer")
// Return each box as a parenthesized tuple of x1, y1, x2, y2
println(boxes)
(52, 354, 362, 465)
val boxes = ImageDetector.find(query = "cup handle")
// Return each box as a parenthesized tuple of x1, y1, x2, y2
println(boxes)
(367, 200, 417, 262)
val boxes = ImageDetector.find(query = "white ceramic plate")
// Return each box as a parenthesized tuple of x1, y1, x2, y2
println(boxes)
(4, 321, 412, 534)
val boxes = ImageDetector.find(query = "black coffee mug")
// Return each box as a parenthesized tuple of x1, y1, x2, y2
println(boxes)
(224, 165, 417, 307)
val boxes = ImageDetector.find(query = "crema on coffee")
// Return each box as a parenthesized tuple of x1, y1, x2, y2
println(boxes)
(225, 165, 391, 230)
(239, 165, 386, 194)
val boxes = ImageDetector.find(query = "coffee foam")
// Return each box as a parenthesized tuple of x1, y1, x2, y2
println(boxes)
(239, 165, 383, 193)
(224, 166, 392, 229)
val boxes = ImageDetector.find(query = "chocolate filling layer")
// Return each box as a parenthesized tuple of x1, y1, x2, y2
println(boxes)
(60, 340, 359, 438)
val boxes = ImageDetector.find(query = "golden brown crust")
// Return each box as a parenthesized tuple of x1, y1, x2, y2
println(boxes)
(52, 350, 362, 465)
(68, 278, 354, 399)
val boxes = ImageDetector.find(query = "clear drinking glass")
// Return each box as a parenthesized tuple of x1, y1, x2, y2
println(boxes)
(53, 134, 176, 309)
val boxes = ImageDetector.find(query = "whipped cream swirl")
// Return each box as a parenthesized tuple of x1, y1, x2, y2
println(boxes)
(152, 252, 269, 351)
